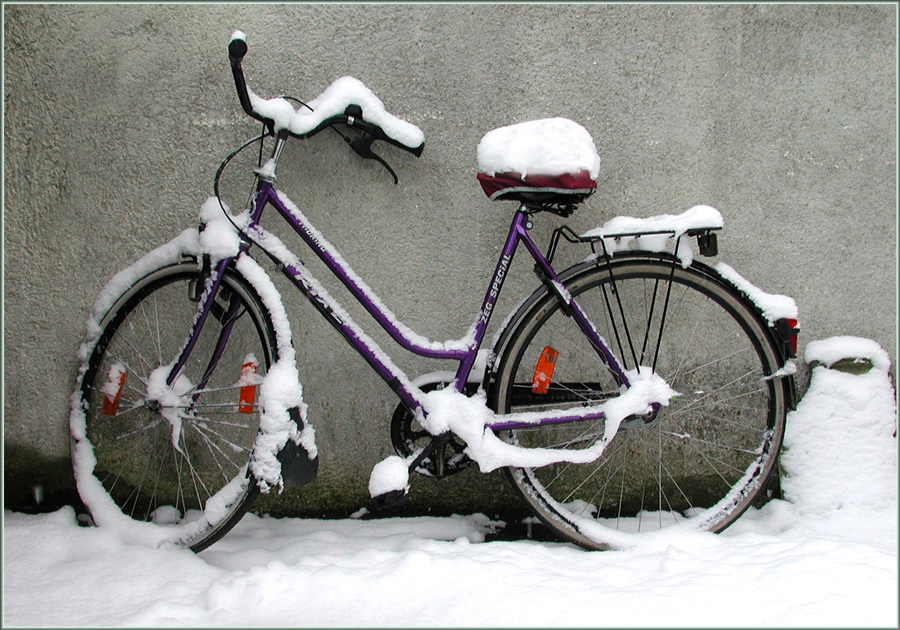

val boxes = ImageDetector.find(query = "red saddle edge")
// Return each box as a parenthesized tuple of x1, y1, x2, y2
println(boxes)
(477, 170, 597, 201)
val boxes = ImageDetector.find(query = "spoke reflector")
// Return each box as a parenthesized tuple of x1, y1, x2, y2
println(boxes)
(101, 363, 127, 416)
(239, 358, 257, 414)
(531, 346, 559, 394)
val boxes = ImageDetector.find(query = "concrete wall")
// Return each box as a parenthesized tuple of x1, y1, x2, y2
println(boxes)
(4, 4, 896, 515)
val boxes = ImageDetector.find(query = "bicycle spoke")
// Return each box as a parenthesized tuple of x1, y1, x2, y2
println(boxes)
(671, 432, 755, 480)
(187, 415, 252, 428)
(193, 423, 244, 482)
(111, 418, 163, 442)
(179, 430, 210, 513)
(657, 429, 761, 458)
(191, 419, 251, 458)
(563, 433, 632, 506)
(672, 345, 757, 385)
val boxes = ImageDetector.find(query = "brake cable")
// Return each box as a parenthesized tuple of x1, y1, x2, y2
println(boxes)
(213, 93, 307, 221)
(213, 130, 269, 218)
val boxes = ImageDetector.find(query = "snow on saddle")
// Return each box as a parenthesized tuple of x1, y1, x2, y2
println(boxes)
(476, 118, 600, 213)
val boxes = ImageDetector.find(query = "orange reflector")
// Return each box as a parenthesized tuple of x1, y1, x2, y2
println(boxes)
(239, 361, 257, 414)
(101, 365, 126, 416)
(531, 346, 559, 394)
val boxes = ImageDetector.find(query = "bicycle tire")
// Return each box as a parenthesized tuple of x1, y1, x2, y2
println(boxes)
(489, 254, 789, 549)
(70, 258, 278, 552)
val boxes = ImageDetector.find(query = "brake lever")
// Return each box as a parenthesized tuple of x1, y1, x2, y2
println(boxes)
(347, 134, 399, 185)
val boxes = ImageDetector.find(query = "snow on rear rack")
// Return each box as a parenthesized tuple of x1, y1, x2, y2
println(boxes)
(543, 205, 724, 268)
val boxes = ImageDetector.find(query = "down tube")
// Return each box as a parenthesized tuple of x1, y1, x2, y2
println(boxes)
(266, 187, 469, 361)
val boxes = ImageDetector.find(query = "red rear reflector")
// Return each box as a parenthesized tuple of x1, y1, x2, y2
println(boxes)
(101, 364, 126, 416)
(787, 318, 799, 357)
(239, 360, 257, 414)
(532, 346, 559, 394)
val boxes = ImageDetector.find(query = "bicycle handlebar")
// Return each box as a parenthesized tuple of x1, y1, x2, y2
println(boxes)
(228, 35, 247, 64)
(228, 34, 268, 130)
(227, 32, 424, 160)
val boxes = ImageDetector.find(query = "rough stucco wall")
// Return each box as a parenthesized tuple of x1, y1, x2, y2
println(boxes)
(4, 4, 896, 514)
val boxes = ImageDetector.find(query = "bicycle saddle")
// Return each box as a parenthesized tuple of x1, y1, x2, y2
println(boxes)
(476, 118, 599, 209)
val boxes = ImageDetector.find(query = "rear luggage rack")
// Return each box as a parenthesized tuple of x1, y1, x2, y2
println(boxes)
(544, 224, 721, 266)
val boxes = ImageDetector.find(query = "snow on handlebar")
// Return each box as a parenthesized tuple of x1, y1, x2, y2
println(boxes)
(229, 31, 425, 154)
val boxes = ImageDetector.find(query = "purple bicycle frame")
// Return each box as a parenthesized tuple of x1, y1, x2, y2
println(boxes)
(169, 177, 632, 432)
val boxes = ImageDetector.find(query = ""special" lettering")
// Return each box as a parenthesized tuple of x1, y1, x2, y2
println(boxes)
(480, 254, 511, 323)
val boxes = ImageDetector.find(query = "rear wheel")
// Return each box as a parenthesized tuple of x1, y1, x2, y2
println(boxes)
(491, 256, 789, 549)
(71, 259, 278, 551)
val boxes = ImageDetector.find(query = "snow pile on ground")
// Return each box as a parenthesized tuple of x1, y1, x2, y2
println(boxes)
(781, 336, 896, 516)
(3, 337, 897, 627)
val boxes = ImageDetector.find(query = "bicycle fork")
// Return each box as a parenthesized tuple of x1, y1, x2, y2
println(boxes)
(165, 253, 318, 488)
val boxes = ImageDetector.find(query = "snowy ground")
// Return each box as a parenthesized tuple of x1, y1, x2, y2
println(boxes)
(4, 336, 897, 627)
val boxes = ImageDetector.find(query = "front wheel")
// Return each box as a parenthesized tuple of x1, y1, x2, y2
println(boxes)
(490, 256, 790, 549)
(70, 258, 279, 552)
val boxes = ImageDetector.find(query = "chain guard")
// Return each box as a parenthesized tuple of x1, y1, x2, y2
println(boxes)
(390, 382, 476, 478)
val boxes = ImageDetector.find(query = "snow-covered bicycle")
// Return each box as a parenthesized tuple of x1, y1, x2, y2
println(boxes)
(69, 32, 800, 552)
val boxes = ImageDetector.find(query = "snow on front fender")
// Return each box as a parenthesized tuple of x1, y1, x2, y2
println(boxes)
(197, 198, 316, 490)
(75, 229, 202, 361)
(197, 196, 316, 489)
(233, 254, 316, 492)
(69, 228, 215, 548)
(71, 228, 203, 445)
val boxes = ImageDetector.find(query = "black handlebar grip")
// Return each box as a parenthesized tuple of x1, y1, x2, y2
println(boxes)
(229, 37, 248, 64)
(228, 34, 266, 128)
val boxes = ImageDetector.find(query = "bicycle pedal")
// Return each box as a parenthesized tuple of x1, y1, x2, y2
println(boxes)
(372, 489, 407, 510)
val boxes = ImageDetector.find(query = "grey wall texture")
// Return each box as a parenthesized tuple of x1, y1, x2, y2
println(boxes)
(4, 4, 896, 515)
